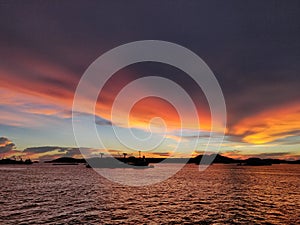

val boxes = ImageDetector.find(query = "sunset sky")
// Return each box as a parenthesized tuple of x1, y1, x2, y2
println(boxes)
(0, 1, 300, 160)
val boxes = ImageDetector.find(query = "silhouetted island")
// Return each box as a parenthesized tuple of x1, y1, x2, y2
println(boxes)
(243, 158, 272, 166)
(85, 155, 152, 168)
(45, 157, 86, 164)
(0, 158, 33, 165)
(192, 154, 236, 164)
(43, 154, 300, 167)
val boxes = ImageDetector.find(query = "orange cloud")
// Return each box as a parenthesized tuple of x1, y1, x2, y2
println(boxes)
(1, 50, 213, 133)
(0, 49, 76, 109)
(229, 102, 300, 144)
(0, 88, 72, 127)
(96, 81, 212, 132)
(129, 97, 181, 131)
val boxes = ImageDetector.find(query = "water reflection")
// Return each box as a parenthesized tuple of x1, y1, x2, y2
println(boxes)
(0, 164, 299, 224)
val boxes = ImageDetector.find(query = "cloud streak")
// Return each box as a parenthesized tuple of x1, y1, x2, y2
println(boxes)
(229, 102, 300, 144)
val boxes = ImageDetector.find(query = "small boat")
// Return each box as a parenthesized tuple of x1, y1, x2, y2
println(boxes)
(127, 157, 149, 167)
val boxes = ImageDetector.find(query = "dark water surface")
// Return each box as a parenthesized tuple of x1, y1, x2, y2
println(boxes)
(0, 164, 299, 224)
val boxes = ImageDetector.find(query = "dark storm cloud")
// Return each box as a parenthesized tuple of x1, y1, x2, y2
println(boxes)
(95, 119, 113, 126)
(72, 111, 113, 126)
(24, 146, 81, 157)
(24, 146, 80, 154)
(0, 143, 15, 154)
(0, 1, 300, 132)
(0, 137, 9, 145)
(23, 146, 62, 153)
(0, 137, 15, 154)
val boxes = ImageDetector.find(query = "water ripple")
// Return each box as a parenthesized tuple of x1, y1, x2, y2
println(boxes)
(0, 164, 299, 224)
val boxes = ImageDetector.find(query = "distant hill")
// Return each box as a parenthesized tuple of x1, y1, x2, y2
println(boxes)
(45, 157, 86, 164)
(0, 158, 33, 165)
(192, 154, 237, 164)
(44, 155, 300, 165)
